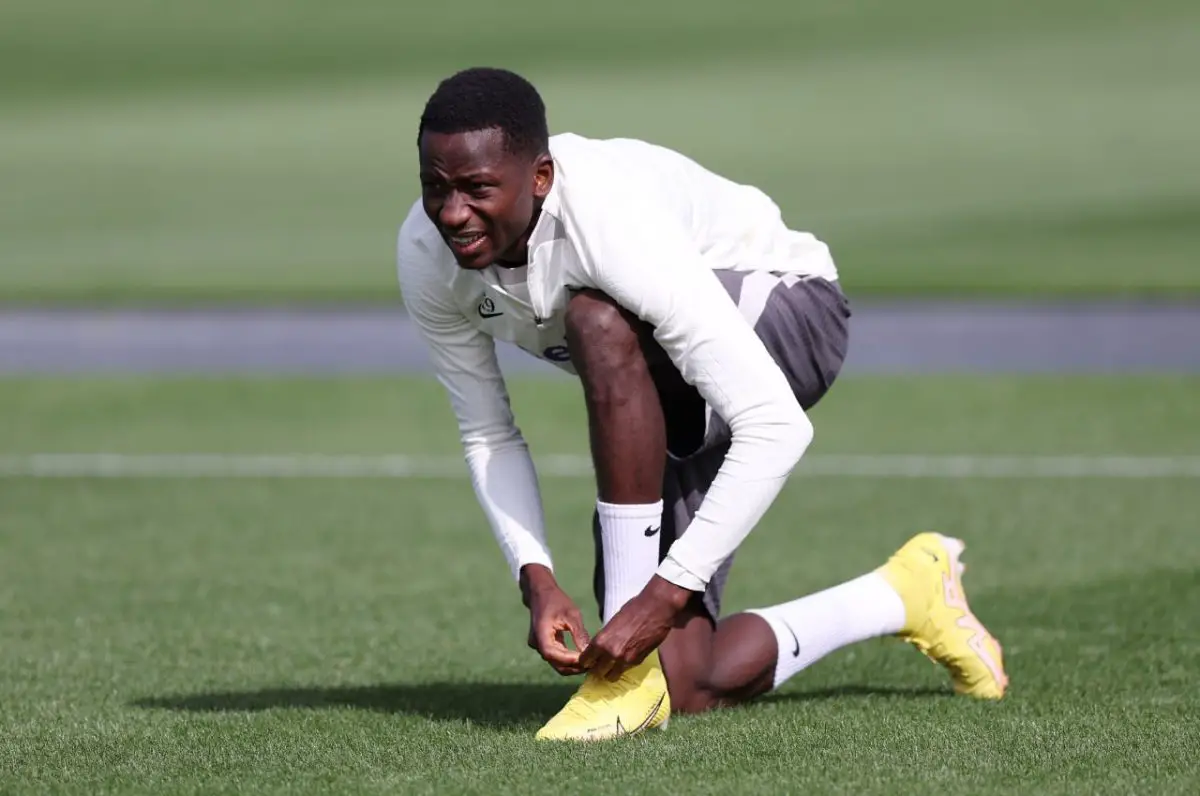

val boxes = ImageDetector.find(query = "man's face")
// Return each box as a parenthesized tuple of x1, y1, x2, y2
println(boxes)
(418, 128, 552, 269)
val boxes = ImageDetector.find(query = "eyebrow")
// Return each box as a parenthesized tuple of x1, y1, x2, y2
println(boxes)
(419, 170, 497, 182)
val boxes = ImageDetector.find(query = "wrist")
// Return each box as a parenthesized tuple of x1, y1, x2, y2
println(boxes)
(655, 554, 708, 593)
(519, 563, 559, 606)
(646, 574, 694, 612)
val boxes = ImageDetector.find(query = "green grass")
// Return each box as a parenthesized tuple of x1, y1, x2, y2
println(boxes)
(2, 0, 1198, 302)
(1, 375, 1198, 794)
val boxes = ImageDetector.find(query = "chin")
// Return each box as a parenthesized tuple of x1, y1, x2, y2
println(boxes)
(454, 252, 494, 270)
(446, 240, 496, 270)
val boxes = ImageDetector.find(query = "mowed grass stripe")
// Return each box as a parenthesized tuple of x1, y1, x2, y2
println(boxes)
(1, 3, 1196, 300)
(3, 376, 1198, 457)
(3, 453, 1200, 479)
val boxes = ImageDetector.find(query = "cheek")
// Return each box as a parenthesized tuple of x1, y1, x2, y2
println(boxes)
(420, 195, 441, 223)
(493, 194, 530, 238)
(511, 190, 536, 229)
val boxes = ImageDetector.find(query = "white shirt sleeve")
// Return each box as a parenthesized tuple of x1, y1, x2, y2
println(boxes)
(397, 232, 554, 581)
(565, 191, 814, 592)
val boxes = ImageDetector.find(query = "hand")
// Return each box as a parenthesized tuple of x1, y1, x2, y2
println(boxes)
(579, 575, 693, 681)
(520, 564, 592, 676)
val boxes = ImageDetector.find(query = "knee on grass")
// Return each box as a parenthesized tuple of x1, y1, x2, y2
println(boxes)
(668, 663, 775, 715)
(664, 614, 780, 714)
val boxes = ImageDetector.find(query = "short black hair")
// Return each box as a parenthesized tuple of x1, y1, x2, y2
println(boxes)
(418, 67, 550, 157)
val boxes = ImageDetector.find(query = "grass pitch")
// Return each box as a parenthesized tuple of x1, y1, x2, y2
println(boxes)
(1, 375, 1197, 794)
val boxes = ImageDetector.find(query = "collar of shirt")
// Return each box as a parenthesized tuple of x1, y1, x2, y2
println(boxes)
(523, 162, 571, 327)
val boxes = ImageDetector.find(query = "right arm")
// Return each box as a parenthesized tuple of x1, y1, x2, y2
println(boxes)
(397, 234, 591, 671)
(396, 236, 554, 583)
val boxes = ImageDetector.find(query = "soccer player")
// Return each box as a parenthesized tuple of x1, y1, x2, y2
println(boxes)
(397, 67, 1007, 741)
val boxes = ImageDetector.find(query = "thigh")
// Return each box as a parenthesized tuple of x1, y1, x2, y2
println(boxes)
(749, 274, 851, 410)
(717, 270, 851, 412)
(645, 272, 852, 461)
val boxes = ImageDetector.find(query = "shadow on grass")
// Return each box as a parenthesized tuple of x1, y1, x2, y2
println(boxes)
(132, 681, 950, 729)
(132, 682, 578, 730)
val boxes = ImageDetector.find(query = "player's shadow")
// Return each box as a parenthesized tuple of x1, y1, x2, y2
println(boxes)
(132, 682, 577, 730)
(133, 682, 948, 729)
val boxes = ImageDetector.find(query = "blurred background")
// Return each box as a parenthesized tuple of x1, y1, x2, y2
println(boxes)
(2, 0, 1197, 302)
(1, 2, 1198, 791)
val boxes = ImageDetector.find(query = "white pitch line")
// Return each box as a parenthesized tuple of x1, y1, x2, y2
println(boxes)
(1, 453, 1199, 479)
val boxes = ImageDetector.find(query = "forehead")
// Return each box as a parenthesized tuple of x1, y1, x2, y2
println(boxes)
(419, 128, 523, 174)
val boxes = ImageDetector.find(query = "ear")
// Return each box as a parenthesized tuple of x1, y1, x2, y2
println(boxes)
(532, 154, 554, 200)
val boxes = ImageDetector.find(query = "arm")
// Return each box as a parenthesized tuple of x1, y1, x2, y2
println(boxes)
(396, 239, 554, 582)
(568, 199, 814, 593)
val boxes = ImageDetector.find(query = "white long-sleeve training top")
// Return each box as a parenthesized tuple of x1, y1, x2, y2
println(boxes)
(396, 133, 839, 592)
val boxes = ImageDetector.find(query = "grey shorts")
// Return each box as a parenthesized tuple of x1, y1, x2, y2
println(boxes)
(591, 271, 852, 621)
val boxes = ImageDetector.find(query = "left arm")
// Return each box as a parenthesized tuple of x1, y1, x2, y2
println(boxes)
(569, 197, 814, 594)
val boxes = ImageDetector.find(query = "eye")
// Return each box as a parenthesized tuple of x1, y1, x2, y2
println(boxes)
(420, 179, 447, 197)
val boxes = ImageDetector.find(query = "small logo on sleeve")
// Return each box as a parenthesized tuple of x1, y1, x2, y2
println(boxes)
(477, 297, 503, 319)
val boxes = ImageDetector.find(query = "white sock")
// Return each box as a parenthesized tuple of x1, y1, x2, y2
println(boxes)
(746, 572, 907, 689)
(597, 500, 664, 624)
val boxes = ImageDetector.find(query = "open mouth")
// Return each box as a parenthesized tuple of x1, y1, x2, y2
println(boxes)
(447, 231, 487, 257)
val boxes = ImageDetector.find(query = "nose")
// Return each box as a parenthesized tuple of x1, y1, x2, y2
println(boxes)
(438, 192, 471, 231)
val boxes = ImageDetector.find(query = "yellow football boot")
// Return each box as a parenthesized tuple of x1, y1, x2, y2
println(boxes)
(877, 533, 1009, 699)
(535, 649, 671, 741)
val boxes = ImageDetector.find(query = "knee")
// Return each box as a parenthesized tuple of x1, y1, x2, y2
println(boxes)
(663, 665, 718, 714)
(565, 290, 638, 351)
(665, 662, 760, 715)
(564, 290, 649, 382)
(667, 654, 774, 715)
(669, 680, 768, 716)
(667, 677, 739, 715)
(700, 659, 774, 704)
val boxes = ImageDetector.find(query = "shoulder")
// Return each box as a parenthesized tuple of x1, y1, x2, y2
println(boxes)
(549, 132, 683, 165)
(549, 134, 665, 229)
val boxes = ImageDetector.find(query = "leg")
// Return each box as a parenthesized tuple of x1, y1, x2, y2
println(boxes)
(661, 581, 912, 714)
(540, 279, 1003, 742)
(535, 289, 679, 741)
(638, 274, 901, 711)
(654, 275, 1005, 710)
(563, 288, 665, 506)
(564, 288, 671, 624)
(562, 285, 897, 713)
(653, 447, 907, 714)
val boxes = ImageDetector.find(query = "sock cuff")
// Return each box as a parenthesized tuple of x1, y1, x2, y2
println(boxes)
(743, 608, 800, 690)
(596, 500, 664, 519)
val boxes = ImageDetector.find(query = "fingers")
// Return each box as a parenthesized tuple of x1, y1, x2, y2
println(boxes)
(579, 625, 658, 681)
(579, 629, 623, 680)
(539, 627, 580, 665)
(567, 608, 591, 652)
(535, 621, 591, 676)
(603, 641, 644, 681)
(527, 592, 595, 677)
(578, 635, 603, 670)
